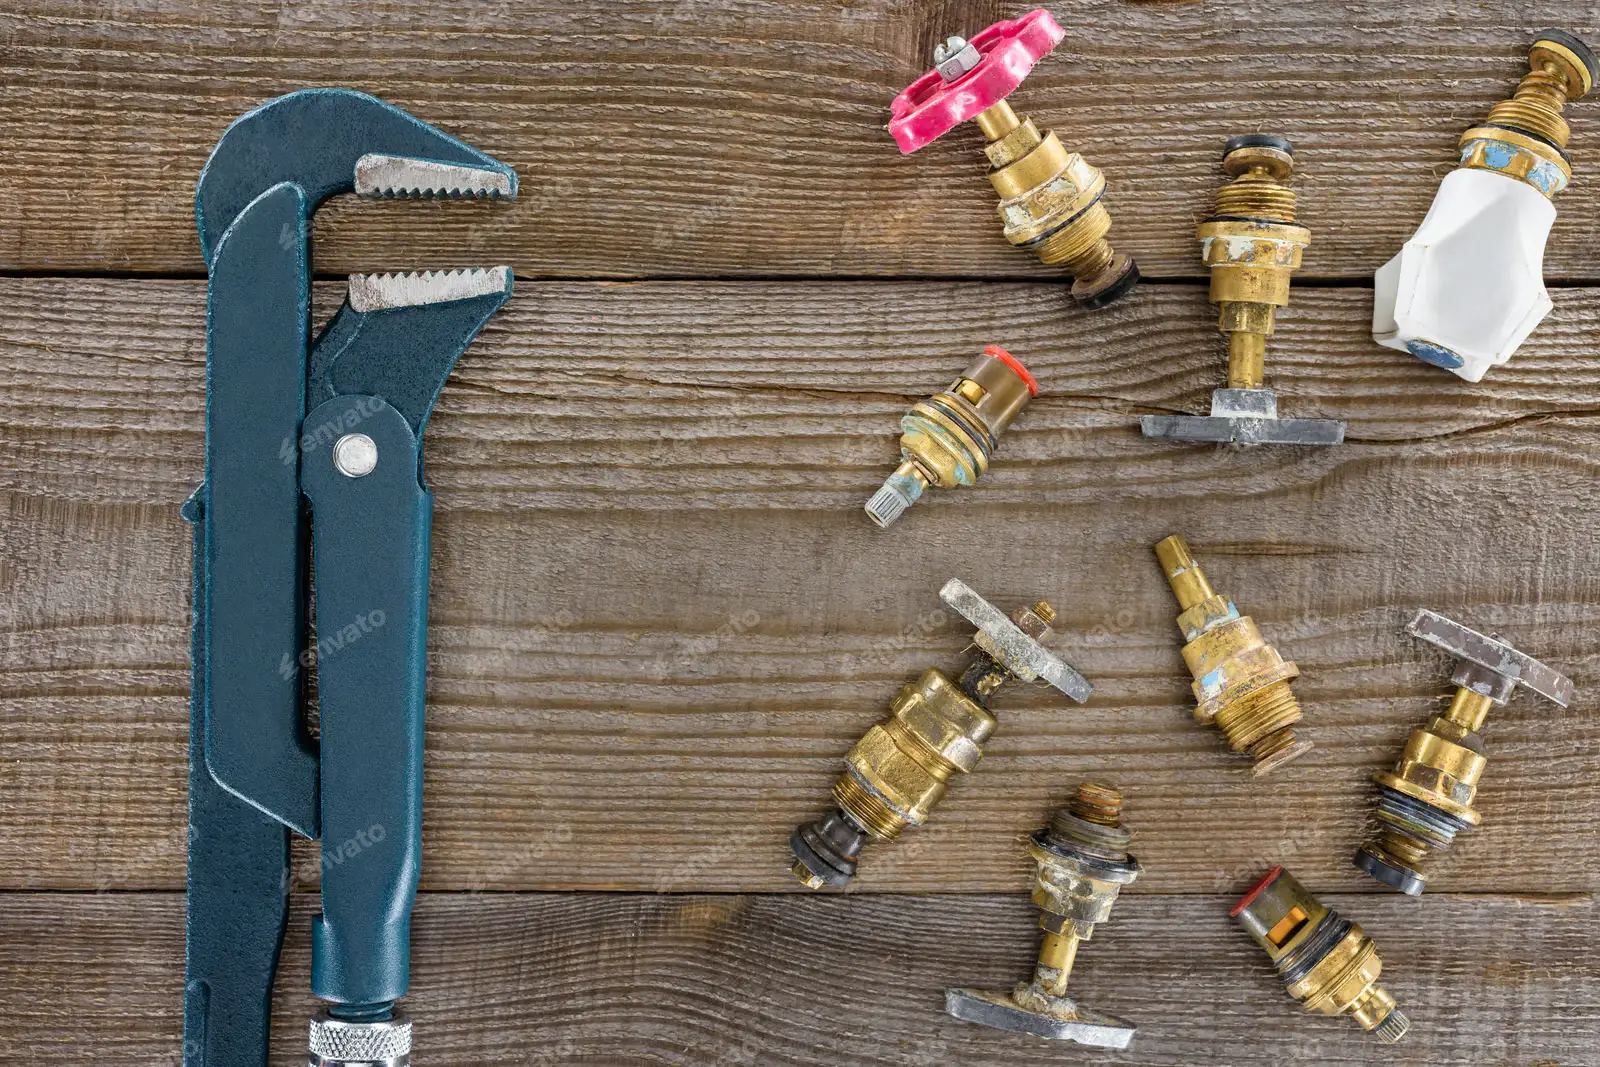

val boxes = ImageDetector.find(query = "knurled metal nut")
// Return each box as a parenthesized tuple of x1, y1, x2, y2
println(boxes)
(309, 1014, 413, 1060)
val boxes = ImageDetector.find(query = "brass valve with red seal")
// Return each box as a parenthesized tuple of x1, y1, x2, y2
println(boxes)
(889, 9, 1139, 308)
(1232, 867, 1411, 1043)
(865, 344, 1039, 528)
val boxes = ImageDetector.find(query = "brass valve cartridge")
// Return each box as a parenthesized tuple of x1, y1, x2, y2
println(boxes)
(946, 782, 1142, 1048)
(1155, 535, 1311, 775)
(1354, 609, 1575, 895)
(865, 345, 1037, 528)
(790, 579, 1091, 890)
(1232, 866, 1410, 1043)
(888, 9, 1140, 308)
(1141, 135, 1344, 446)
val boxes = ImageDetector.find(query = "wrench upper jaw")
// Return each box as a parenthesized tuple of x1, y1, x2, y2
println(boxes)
(195, 87, 518, 261)
(353, 153, 517, 200)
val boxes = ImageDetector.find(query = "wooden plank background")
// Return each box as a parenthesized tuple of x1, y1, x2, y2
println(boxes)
(2, 1, 1598, 1064)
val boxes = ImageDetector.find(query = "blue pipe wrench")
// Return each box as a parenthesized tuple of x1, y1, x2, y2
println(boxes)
(183, 88, 515, 1067)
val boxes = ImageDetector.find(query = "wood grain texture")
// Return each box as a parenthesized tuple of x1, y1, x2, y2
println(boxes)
(2, 277, 1597, 894)
(6, 0, 1600, 278)
(0, 890, 1593, 1066)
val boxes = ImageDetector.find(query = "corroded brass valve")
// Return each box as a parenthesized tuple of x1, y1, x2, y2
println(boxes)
(1141, 135, 1343, 446)
(790, 579, 1091, 889)
(946, 783, 1142, 1048)
(1354, 610, 1575, 895)
(1155, 535, 1311, 775)
(865, 345, 1037, 528)
(888, 9, 1139, 308)
(1232, 867, 1410, 1043)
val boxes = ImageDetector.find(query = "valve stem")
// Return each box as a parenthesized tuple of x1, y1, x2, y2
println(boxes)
(1354, 609, 1575, 895)
(1140, 135, 1343, 446)
(889, 11, 1140, 308)
(1155, 535, 1311, 775)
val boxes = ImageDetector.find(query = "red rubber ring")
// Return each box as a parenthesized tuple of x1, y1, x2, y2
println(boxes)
(983, 344, 1039, 397)
(1230, 865, 1285, 917)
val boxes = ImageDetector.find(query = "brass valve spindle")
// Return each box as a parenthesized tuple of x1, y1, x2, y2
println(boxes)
(890, 13, 1141, 309)
(945, 782, 1142, 1047)
(1232, 867, 1410, 1043)
(973, 97, 1138, 307)
(1459, 29, 1596, 199)
(1155, 535, 1311, 775)
(1354, 609, 1575, 895)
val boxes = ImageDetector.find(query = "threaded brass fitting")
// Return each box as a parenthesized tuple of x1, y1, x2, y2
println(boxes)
(791, 584, 1088, 890)
(979, 101, 1140, 307)
(1232, 867, 1410, 1043)
(1196, 134, 1311, 392)
(1354, 609, 1575, 895)
(1460, 30, 1597, 199)
(945, 782, 1142, 1047)
(865, 345, 1038, 528)
(1354, 693, 1487, 896)
(1154, 535, 1311, 775)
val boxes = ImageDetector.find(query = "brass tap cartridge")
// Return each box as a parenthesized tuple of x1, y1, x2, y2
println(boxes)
(1232, 866, 1410, 1043)
(888, 9, 1139, 308)
(1154, 535, 1311, 775)
(1354, 609, 1575, 895)
(946, 782, 1142, 1049)
(790, 579, 1091, 890)
(1141, 135, 1344, 446)
(865, 345, 1038, 528)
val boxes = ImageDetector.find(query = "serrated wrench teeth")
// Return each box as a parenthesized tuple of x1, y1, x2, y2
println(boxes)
(354, 153, 517, 199)
(347, 266, 513, 312)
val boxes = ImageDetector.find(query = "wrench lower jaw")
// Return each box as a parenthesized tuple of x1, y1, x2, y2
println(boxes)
(945, 985, 1137, 1048)
(308, 1010, 412, 1067)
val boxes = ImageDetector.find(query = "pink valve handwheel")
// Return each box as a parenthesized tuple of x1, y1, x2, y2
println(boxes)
(888, 9, 1065, 154)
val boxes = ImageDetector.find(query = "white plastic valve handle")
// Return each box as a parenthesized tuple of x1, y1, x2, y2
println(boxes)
(1372, 167, 1555, 383)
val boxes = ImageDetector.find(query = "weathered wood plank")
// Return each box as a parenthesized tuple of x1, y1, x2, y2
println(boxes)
(1, 277, 1596, 894)
(0, 891, 1593, 1066)
(5, 1, 1600, 278)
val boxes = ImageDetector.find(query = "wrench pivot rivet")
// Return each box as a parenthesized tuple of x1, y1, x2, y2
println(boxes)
(333, 433, 379, 478)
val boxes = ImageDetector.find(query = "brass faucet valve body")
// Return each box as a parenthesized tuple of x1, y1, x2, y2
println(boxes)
(833, 667, 996, 841)
(1355, 610, 1575, 895)
(1459, 30, 1596, 199)
(865, 345, 1037, 528)
(1155, 535, 1311, 775)
(790, 580, 1090, 890)
(946, 783, 1142, 1048)
(1140, 135, 1344, 446)
(1232, 866, 1410, 1042)
(980, 105, 1136, 306)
